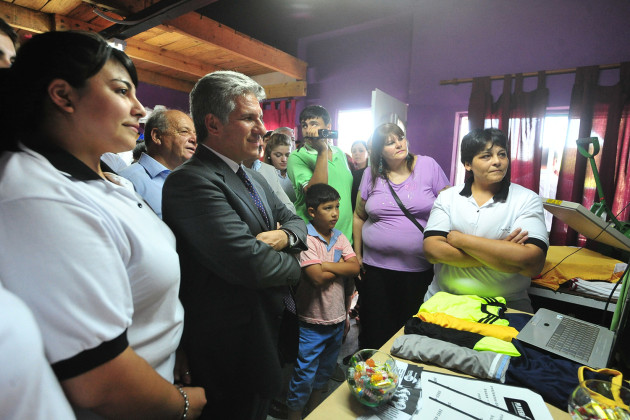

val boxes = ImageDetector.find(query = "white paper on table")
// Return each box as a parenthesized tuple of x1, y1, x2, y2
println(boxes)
(415, 371, 553, 420)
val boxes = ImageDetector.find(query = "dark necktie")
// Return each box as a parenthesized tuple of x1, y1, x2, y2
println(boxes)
(236, 166, 271, 230)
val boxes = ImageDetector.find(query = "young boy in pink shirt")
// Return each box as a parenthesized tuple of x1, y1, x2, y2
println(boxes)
(287, 183, 360, 419)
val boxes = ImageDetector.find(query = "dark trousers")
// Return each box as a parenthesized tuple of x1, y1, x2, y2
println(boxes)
(200, 394, 271, 420)
(357, 264, 433, 349)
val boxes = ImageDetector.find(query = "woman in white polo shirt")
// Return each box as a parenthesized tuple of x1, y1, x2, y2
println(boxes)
(0, 31, 205, 418)
(423, 128, 549, 312)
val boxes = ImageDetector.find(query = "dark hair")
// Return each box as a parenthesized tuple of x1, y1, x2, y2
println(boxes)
(0, 18, 18, 48)
(190, 70, 265, 142)
(369, 123, 414, 188)
(133, 141, 146, 162)
(460, 128, 507, 165)
(299, 105, 330, 126)
(461, 128, 510, 184)
(264, 133, 292, 164)
(0, 31, 138, 151)
(305, 183, 340, 211)
(351, 140, 368, 151)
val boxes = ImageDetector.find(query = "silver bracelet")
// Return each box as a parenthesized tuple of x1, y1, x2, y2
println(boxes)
(176, 385, 189, 419)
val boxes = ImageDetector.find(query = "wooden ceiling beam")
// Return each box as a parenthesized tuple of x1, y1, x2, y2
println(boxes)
(53, 14, 108, 31)
(125, 41, 219, 78)
(1, 2, 308, 97)
(136, 68, 195, 92)
(264, 81, 307, 100)
(0, 1, 52, 33)
(53, 15, 217, 79)
(164, 13, 307, 81)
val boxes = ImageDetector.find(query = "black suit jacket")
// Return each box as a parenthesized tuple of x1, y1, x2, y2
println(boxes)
(162, 146, 306, 402)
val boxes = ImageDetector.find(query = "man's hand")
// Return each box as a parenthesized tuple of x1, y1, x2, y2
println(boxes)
(173, 348, 192, 385)
(504, 227, 528, 245)
(256, 229, 289, 251)
(306, 136, 328, 154)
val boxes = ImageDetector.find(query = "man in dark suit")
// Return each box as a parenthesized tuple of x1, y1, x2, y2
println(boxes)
(162, 70, 307, 420)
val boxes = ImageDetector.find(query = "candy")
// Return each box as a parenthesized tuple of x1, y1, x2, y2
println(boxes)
(347, 351, 399, 407)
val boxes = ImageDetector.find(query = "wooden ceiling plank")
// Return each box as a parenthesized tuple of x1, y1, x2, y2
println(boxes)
(142, 31, 185, 48)
(161, 37, 202, 52)
(51, 15, 216, 80)
(263, 81, 307, 100)
(125, 39, 217, 78)
(40, 0, 83, 16)
(173, 43, 219, 56)
(53, 13, 108, 32)
(0, 1, 52, 33)
(1, 1, 307, 98)
(12, 0, 49, 10)
(136, 68, 195, 93)
(164, 13, 307, 80)
(129, 26, 164, 42)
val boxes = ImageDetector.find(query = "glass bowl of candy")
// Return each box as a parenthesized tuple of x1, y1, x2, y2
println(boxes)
(346, 349, 399, 407)
(568, 379, 630, 419)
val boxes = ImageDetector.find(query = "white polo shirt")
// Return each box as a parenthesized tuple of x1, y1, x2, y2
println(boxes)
(0, 285, 75, 419)
(0, 145, 183, 387)
(424, 181, 549, 307)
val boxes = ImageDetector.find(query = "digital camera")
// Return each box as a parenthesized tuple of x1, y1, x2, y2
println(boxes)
(318, 129, 339, 139)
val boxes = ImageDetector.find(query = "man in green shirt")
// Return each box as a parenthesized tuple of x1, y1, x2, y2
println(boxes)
(287, 105, 353, 243)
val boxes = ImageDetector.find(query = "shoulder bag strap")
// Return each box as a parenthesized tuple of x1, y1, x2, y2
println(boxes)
(386, 179, 424, 233)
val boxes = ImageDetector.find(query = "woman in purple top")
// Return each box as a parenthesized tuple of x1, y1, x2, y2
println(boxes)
(353, 123, 449, 349)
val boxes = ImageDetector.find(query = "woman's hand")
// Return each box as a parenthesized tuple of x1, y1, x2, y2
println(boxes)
(504, 227, 528, 244)
(181, 386, 207, 419)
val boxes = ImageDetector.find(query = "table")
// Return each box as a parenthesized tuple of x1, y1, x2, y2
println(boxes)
(306, 327, 571, 419)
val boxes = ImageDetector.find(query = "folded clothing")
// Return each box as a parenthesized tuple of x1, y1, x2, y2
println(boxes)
(533, 246, 626, 291)
(568, 278, 621, 299)
(419, 292, 509, 326)
(405, 317, 520, 357)
(416, 312, 519, 341)
(390, 334, 511, 382)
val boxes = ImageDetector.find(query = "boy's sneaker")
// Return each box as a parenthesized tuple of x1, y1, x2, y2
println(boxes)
(268, 399, 288, 419)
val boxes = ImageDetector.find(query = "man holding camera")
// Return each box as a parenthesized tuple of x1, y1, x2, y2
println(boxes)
(287, 105, 354, 242)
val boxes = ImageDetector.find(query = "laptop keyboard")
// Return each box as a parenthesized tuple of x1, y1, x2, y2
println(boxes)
(546, 317, 599, 362)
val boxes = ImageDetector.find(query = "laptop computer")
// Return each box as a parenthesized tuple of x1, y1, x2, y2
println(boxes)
(516, 308, 617, 368)
(515, 198, 630, 368)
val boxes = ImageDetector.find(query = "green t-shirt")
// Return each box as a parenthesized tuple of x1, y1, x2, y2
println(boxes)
(287, 145, 353, 243)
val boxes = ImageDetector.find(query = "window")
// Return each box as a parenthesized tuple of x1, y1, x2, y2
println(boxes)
(337, 108, 373, 154)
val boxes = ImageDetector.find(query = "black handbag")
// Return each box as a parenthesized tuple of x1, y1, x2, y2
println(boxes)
(386, 180, 424, 233)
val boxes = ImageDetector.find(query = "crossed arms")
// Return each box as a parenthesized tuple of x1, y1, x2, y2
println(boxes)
(424, 228, 546, 278)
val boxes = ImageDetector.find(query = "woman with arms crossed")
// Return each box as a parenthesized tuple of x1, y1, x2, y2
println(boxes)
(423, 128, 548, 312)
(353, 123, 450, 349)
(0, 31, 205, 419)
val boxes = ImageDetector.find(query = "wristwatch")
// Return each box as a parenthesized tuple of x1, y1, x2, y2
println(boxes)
(281, 228, 297, 248)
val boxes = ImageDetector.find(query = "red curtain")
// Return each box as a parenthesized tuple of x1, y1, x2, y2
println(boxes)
(551, 63, 630, 246)
(467, 73, 549, 192)
(508, 73, 549, 192)
(261, 99, 297, 132)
